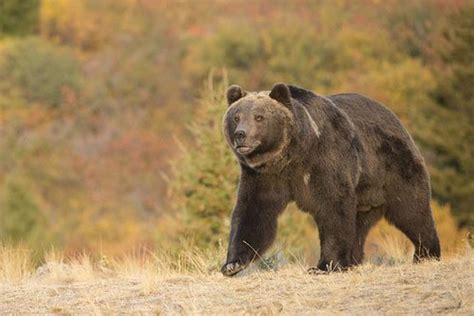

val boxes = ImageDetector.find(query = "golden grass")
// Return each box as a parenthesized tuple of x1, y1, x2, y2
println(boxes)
(0, 244, 34, 283)
(1, 242, 473, 314)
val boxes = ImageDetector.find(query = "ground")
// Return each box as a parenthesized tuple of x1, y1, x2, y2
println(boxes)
(1, 250, 473, 314)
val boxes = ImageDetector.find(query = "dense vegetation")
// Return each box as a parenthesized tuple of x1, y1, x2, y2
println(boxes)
(0, 0, 472, 257)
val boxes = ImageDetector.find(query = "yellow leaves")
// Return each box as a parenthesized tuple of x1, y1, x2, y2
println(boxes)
(1, 0, 471, 261)
(334, 27, 395, 66)
(40, 0, 111, 51)
(338, 58, 436, 126)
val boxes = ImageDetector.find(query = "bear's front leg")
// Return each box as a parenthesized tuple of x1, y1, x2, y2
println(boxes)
(222, 170, 289, 277)
(312, 196, 357, 272)
(221, 210, 277, 276)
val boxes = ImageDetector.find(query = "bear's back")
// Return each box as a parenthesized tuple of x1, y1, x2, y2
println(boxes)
(288, 86, 426, 180)
(327, 92, 426, 182)
(327, 93, 406, 136)
(289, 86, 415, 148)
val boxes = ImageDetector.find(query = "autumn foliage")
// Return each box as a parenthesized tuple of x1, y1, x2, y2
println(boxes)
(0, 0, 472, 260)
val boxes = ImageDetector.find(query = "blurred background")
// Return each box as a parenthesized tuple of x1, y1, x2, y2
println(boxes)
(0, 0, 472, 262)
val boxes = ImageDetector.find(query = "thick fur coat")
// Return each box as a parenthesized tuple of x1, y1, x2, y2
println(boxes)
(221, 83, 440, 276)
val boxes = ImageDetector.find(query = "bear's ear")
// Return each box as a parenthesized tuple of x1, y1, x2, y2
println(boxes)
(269, 83, 292, 108)
(226, 84, 246, 106)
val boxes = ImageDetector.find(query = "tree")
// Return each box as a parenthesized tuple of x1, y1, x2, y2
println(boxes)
(426, 6, 474, 226)
(0, 0, 39, 36)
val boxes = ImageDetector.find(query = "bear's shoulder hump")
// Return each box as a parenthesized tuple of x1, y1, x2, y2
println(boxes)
(288, 85, 319, 105)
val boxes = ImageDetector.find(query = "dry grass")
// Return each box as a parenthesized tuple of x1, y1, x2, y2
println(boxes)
(1, 242, 473, 315)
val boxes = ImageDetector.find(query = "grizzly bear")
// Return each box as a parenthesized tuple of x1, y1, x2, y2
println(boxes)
(221, 83, 440, 276)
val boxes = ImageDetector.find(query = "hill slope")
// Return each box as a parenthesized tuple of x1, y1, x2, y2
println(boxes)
(1, 251, 473, 314)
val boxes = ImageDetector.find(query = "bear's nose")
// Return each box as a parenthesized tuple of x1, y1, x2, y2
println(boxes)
(234, 130, 246, 143)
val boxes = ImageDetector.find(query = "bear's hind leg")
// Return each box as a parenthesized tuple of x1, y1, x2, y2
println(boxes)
(351, 208, 385, 265)
(385, 184, 440, 261)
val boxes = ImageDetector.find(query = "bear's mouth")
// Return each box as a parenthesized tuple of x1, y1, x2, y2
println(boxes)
(235, 142, 260, 155)
(235, 146, 254, 154)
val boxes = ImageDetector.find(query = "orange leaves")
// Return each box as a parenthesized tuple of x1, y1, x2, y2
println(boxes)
(1, 0, 472, 258)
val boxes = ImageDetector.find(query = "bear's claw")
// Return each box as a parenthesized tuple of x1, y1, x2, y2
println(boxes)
(307, 267, 329, 275)
(221, 262, 246, 277)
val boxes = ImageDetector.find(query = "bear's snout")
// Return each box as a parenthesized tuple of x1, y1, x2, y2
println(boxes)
(234, 130, 247, 144)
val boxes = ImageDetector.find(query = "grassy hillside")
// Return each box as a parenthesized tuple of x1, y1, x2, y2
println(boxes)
(1, 1, 473, 258)
(1, 1, 472, 312)
(1, 244, 473, 314)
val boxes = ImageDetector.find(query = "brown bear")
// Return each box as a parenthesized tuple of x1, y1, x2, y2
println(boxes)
(221, 83, 440, 277)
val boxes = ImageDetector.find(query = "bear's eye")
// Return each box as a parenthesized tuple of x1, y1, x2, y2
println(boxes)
(234, 116, 240, 123)
(255, 115, 264, 122)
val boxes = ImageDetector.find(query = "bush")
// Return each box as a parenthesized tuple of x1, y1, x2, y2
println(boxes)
(0, 0, 39, 37)
(426, 6, 474, 226)
(183, 24, 339, 91)
(40, 0, 121, 51)
(164, 75, 239, 249)
(0, 36, 81, 107)
(0, 180, 51, 252)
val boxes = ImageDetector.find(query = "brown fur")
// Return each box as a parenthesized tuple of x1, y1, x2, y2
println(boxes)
(221, 83, 440, 277)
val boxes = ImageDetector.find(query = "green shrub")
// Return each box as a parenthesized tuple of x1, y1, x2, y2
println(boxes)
(424, 6, 474, 226)
(183, 24, 339, 91)
(0, 0, 39, 37)
(0, 180, 51, 251)
(165, 76, 239, 249)
(0, 36, 81, 107)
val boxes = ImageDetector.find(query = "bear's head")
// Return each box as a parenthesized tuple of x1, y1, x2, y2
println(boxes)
(223, 83, 296, 173)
